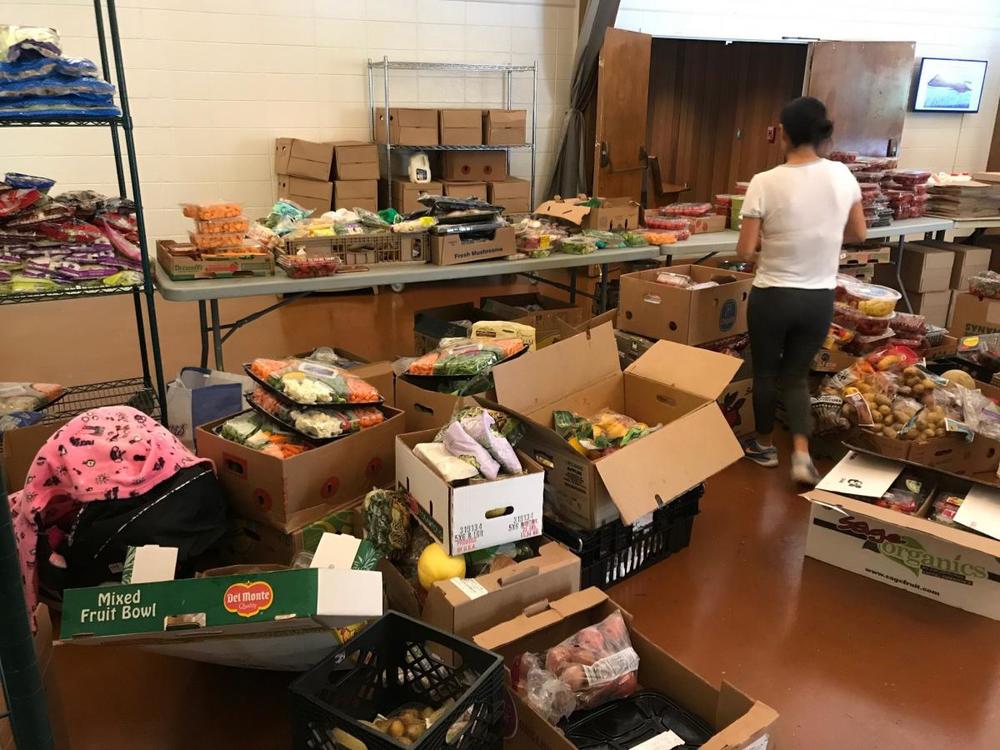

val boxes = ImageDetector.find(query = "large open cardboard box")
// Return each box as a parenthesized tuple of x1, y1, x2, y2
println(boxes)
(534, 197, 641, 232)
(803, 450, 1000, 620)
(475, 588, 778, 750)
(492, 323, 743, 529)
(617, 264, 754, 346)
(59, 566, 383, 670)
(381, 541, 579, 641)
(395, 428, 545, 555)
(195, 407, 404, 531)
(393, 376, 485, 433)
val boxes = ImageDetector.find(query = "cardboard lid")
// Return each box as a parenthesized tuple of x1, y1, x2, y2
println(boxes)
(626, 339, 742, 401)
(473, 587, 608, 651)
(596, 404, 743, 525)
(533, 199, 591, 226)
(493, 322, 620, 414)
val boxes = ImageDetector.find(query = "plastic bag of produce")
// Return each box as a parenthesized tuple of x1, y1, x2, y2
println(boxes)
(458, 408, 522, 474)
(512, 610, 639, 724)
(219, 410, 313, 459)
(0, 382, 63, 415)
(400, 338, 525, 377)
(248, 385, 384, 440)
(441, 421, 500, 480)
(247, 357, 383, 405)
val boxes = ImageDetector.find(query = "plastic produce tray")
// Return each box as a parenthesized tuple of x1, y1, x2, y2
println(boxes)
(544, 484, 703, 589)
(290, 612, 504, 750)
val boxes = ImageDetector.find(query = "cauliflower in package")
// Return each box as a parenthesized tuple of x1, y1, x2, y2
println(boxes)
(247, 357, 383, 405)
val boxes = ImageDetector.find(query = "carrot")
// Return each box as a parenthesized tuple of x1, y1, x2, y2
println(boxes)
(407, 352, 440, 376)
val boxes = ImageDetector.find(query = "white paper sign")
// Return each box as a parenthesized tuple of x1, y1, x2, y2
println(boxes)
(633, 730, 685, 750)
(816, 451, 903, 499)
(450, 577, 489, 600)
(954, 485, 1000, 541)
(311, 533, 361, 570)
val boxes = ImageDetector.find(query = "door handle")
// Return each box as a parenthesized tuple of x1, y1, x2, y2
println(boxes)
(887, 138, 898, 157)
(599, 141, 609, 168)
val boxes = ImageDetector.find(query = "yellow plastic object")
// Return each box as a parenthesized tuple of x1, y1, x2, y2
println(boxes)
(417, 543, 466, 590)
(471, 320, 537, 351)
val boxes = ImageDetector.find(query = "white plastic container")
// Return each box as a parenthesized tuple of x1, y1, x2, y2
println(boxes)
(408, 152, 431, 183)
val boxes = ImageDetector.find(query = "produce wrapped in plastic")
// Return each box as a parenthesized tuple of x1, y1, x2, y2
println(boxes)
(218, 410, 313, 459)
(969, 271, 1000, 299)
(558, 235, 600, 255)
(458, 408, 522, 474)
(248, 385, 384, 440)
(402, 338, 525, 377)
(248, 357, 383, 405)
(438, 405, 525, 446)
(512, 610, 639, 724)
(442, 421, 500, 480)
(0, 382, 63, 415)
(660, 202, 712, 217)
(554, 408, 660, 459)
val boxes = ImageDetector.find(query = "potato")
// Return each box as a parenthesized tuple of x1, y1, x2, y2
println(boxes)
(878, 404, 891, 415)
(898, 385, 912, 396)
(883, 414, 894, 426)
(389, 720, 406, 738)
(915, 417, 927, 431)
(935, 428, 946, 437)
(872, 411, 883, 424)
(914, 384, 926, 395)
(921, 379, 935, 390)
(876, 394, 892, 407)
(406, 723, 425, 740)
(883, 426, 897, 438)
(923, 429, 937, 439)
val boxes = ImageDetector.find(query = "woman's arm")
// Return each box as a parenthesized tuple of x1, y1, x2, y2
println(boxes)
(737, 217, 762, 262)
(843, 201, 866, 245)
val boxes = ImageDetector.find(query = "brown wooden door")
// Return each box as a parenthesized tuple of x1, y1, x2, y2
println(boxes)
(805, 41, 915, 157)
(593, 28, 652, 201)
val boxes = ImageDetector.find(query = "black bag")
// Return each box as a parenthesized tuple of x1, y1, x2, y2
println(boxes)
(38, 464, 228, 601)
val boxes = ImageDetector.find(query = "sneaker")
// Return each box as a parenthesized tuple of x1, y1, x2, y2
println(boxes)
(791, 452, 821, 486)
(743, 438, 778, 467)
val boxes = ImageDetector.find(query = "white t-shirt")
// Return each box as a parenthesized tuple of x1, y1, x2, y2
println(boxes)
(741, 159, 862, 289)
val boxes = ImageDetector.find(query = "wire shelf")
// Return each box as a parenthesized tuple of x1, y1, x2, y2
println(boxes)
(368, 60, 535, 73)
(39, 378, 160, 424)
(0, 284, 142, 306)
(381, 143, 531, 151)
(0, 115, 123, 127)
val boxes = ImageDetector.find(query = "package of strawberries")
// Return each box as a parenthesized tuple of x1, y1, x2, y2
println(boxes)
(511, 610, 639, 724)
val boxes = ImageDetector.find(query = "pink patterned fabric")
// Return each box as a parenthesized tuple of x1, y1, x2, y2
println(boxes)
(8, 406, 210, 617)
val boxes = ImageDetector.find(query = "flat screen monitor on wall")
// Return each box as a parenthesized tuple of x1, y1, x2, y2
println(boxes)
(912, 57, 987, 113)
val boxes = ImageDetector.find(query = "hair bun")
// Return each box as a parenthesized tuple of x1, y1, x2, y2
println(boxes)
(813, 118, 834, 142)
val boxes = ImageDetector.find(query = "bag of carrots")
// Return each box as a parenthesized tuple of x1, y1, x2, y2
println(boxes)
(247, 357, 383, 406)
(402, 338, 526, 378)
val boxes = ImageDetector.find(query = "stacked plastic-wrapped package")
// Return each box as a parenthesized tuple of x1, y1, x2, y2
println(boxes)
(884, 170, 931, 220)
(830, 153, 931, 223)
(0, 25, 120, 120)
(0, 175, 143, 296)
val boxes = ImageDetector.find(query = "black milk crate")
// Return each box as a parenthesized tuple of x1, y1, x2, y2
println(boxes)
(290, 612, 504, 750)
(544, 484, 703, 589)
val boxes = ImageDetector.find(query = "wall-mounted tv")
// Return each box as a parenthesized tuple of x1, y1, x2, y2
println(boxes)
(913, 57, 988, 113)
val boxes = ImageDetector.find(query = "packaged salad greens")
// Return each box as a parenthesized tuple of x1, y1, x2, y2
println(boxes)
(247, 357, 384, 406)
(218, 410, 314, 459)
(554, 408, 660, 459)
(400, 338, 526, 378)
(248, 386, 385, 441)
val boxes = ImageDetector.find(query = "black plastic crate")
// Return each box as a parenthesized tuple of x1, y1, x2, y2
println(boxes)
(290, 612, 504, 750)
(544, 484, 703, 589)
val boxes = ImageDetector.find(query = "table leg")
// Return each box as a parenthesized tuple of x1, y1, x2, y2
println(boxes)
(599, 264, 610, 313)
(569, 267, 577, 305)
(934, 229, 947, 241)
(894, 237, 913, 314)
(198, 300, 209, 369)
(210, 299, 224, 370)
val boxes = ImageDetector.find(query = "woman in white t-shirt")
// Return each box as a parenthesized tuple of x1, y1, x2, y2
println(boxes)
(736, 96, 867, 485)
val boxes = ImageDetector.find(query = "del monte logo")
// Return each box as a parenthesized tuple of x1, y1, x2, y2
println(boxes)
(224, 580, 274, 618)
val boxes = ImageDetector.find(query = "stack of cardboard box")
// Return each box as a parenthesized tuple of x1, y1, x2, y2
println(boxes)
(275, 139, 379, 214)
(874, 244, 954, 327)
(912, 240, 993, 337)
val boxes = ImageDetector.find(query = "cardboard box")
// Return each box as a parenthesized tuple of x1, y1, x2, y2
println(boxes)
(617, 264, 754, 346)
(915, 239, 991, 290)
(687, 213, 728, 234)
(381, 541, 580, 640)
(899, 244, 954, 292)
(949, 292, 1000, 337)
(899, 289, 951, 328)
(492, 324, 744, 529)
(413, 302, 496, 353)
(480, 293, 586, 349)
(334, 179, 378, 212)
(394, 376, 485, 433)
(483, 108, 527, 145)
(333, 141, 378, 181)
(59, 567, 384, 670)
(395, 429, 545, 555)
(276, 174, 333, 214)
(195, 408, 404, 531)
(441, 180, 487, 202)
(811, 347, 856, 373)
(719, 377, 754, 436)
(848, 423, 1000, 478)
(3, 420, 67, 492)
(803, 451, 1000, 620)
(614, 328, 656, 367)
(441, 151, 508, 182)
(374, 107, 439, 145)
(430, 225, 516, 266)
(156, 240, 274, 281)
(389, 178, 443, 214)
(217, 500, 361, 567)
(487, 177, 532, 214)
(274, 138, 334, 181)
(475, 589, 779, 750)
(439, 108, 483, 145)
(534, 196, 641, 232)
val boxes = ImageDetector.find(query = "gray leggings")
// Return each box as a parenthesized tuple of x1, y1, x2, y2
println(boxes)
(747, 286, 834, 437)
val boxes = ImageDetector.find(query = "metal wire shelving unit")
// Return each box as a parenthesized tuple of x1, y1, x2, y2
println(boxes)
(0, 0, 166, 427)
(366, 58, 538, 208)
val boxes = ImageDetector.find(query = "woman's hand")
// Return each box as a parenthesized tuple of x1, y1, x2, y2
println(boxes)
(737, 217, 762, 262)
(843, 201, 866, 244)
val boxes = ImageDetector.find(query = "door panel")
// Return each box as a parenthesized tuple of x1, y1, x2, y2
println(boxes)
(806, 41, 915, 157)
(593, 28, 652, 200)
